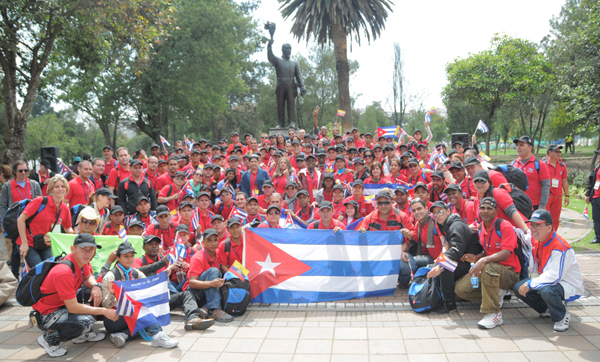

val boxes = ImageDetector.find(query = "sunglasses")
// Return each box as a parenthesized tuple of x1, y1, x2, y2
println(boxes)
(409, 164, 419, 168)
(433, 209, 446, 217)
(479, 206, 495, 211)
(374, 150, 382, 153)
(194, 173, 202, 176)
(17, 169, 29, 173)
(81, 219, 97, 226)
(267, 211, 279, 215)
(473, 179, 488, 184)
(377, 201, 391, 206)
(176, 176, 186, 180)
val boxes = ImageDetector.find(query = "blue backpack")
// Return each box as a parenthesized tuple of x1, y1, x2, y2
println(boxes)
(2, 196, 49, 241)
(408, 267, 444, 313)
(220, 276, 250, 316)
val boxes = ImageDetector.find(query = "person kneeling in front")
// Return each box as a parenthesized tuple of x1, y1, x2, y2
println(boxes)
(185, 229, 234, 323)
(455, 197, 521, 329)
(33, 234, 118, 358)
(513, 210, 584, 332)
(102, 241, 179, 348)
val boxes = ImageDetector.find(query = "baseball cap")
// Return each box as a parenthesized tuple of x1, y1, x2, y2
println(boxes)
(196, 191, 211, 199)
(429, 201, 448, 213)
(376, 190, 393, 200)
(513, 135, 533, 146)
(353, 157, 364, 165)
(444, 184, 462, 194)
(175, 171, 186, 178)
(96, 187, 118, 199)
(395, 185, 408, 194)
(203, 228, 219, 239)
(266, 204, 281, 213)
(464, 156, 481, 166)
(143, 235, 161, 245)
(297, 190, 310, 198)
(178, 201, 193, 210)
(211, 214, 225, 223)
(129, 220, 144, 230)
(73, 156, 82, 162)
(408, 157, 419, 166)
(116, 241, 136, 256)
(414, 182, 429, 192)
(332, 184, 344, 192)
(103, 145, 114, 151)
(472, 170, 491, 183)
(156, 205, 171, 216)
(526, 209, 553, 224)
(480, 197, 498, 208)
(343, 199, 359, 209)
(175, 224, 190, 234)
(73, 233, 102, 249)
(353, 179, 364, 187)
(262, 180, 274, 187)
(448, 161, 465, 170)
(547, 144, 563, 152)
(150, 143, 160, 149)
(227, 217, 242, 227)
(110, 205, 124, 215)
(431, 170, 445, 179)
(318, 201, 333, 210)
(285, 180, 298, 189)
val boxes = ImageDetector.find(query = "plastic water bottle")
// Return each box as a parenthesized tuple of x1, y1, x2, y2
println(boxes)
(470, 263, 479, 289)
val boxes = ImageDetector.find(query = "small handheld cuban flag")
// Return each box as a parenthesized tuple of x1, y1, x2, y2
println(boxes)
(230, 206, 248, 220)
(118, 225, 128, 243)
(184, 136, 193, 150)
(168, 232, 188, 265)
(56, 158, 72, 177)
(476, 120, 489, 133)
(116, 287, 135, 317)
(159, 135, 170, 147)
(584, 206, 589, 220)
(435, 252, 457, 272)
(20, 261, 30, 281)
(191, 209, 199, 231)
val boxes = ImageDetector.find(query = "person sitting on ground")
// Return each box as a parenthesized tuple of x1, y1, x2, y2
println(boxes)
(217, 217, 244, 272)
(513, 209, 584, 332)
(33, 234, 118, 358)
(76, 207, 101, 235)
(454, 197, 521, 329)
(185, 228, 234, 322)
(168, 224, 194, 293)
(101, 241, 179, 348)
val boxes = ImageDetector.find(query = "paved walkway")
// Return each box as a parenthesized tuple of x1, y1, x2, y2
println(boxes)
(0, 207, 597, 361)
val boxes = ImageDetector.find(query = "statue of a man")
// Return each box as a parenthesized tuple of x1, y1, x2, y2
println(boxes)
(267, 39, 306, 129)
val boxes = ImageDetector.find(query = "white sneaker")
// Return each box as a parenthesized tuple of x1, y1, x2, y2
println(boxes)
(37, 335, 67, 358)
(498, 289, 506, 309)
(150, 331, 179, 349)
(110, 332, 128, 348)
(72, 331, 106, 344)
(539, 309, 551, 318)
(477, 312, 503, 329)
(553, 310, 570, 332)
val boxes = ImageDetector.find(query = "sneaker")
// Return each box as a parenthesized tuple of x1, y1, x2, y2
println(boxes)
(553, 310, 570, 332)
(539, 309, 551, 318)
(210, 308, 234, 323)
(477, 312, 503, 329)
(185, 318, 215, 331)
(504, 289, 512, 300)
(72, 331, 106, 344)
(37, 335, 67, 358)
(498, 289, 506, 309)
(109, 332, 128, 348)
(151, 331, 179, 349)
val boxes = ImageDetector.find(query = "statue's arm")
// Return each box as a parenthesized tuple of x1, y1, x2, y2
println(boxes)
(267, 42, 278, 66)
(295, 62, 306, 91)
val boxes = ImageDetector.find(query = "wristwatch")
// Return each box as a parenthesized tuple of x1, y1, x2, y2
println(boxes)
(93, 283, 102, 290)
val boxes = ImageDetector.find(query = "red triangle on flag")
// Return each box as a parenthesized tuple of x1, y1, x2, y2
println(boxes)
(245, 229, 312, 300)
(376, 127, 386, 138)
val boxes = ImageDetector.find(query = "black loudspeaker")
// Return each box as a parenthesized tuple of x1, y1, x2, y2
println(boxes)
(451, 133, 470, 148)
(41, 146, 60, 173)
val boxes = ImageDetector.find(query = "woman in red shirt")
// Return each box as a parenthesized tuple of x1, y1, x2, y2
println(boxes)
(17, 175, 74, 268)
(385, 158, 408, 185)
(271, 157, 295, 196)
(364, 163, 386, 184)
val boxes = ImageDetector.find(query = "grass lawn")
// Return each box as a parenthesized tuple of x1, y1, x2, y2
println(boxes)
(563, 196, 597, 251)
(488, 145, 598, 163)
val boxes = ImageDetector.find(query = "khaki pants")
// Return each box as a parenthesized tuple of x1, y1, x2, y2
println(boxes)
(455, 262, 519, 314)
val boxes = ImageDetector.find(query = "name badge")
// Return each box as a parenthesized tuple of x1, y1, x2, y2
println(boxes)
(552, 178, 559, 188)
(595, 181, 600, 190)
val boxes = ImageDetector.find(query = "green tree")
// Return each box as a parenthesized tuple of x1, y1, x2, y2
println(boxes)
(358, 102, 389, 132)
(278, 0, 393, 133)
(0, 0, 172, 163)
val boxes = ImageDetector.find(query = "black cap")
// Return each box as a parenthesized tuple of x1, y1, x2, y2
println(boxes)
(291, 139, 301, 145)
(266, 204, 281, 213)
(40, 159, 51, 168)
(247, 197, 258, 204)
(448, 149, 458, 157)
(343, 199, 359, 209)
(156, 205, 171, 216)
(429, 201, 448, 212)
(318, 201, 333, 210)
(526, 209, 553, 224)
(414, 182, 429, 192)
(353, 157, 364, 165)
(373, 144, 382, 150)
(398, 144, 408, 150)
(227, 217, 242, 227)
(137, 195, 150, 205)
(150, 143, 160, 150)
(175, 147, 184, 152)
(175, 171, 186, 178)
(176, 224, 190, 234)
(116, 241, 136, 256)
(464, 156, 480, 166)
(395, 185, 408, 194)
(229, 155, 239, 161)
(231, 131, 239, 137)
(296, 155, 305, 161)
(297, 190, 310, 198)
(384, 143, 395, 151)
(103, 145, 114, 151)
(431, 170, 445, 179)
(332, 184, 344, 192)
(444, 184, 462, 194)
(353, 179, 364, 187)
(262, 180, 274, 187)
(178, 201, 193, 210)
(143, 235, 161, 245)
(203, 228, 219, 239)
(480, 196, 498, 209)
(285, 180, 298, 189)
(129, 159, 143, 167)
(417, 144, 428, 150)
(348, 147, 358, 153)
(376, 190, 393, 200)
(364, 132, 373, 137)
(129, 220, 145, 230)
(96, 187, 118, 199)
(323, 172, 335, 181)
(73, 233, 102, 249)
(513, 135, 533, 146)
(274, 151, 283, 157)
(472, 170, 490, 183)
(452, 141, 464, 147)
(211, 214, 225, 223)
(401, 152, 412, 159)
(190, 149, 201, 155)
(547, 144, 563, 152)
(335, 154, 346, 162)
(408, 157, 419, 165)
(448, 161, 465, 170)
(110, 205, 124, 215)
(203, 163, 214, 169)
(197, 191, 211, 199)
(413, 129, 422, 135)
(305, 154, 316, 161)
(158, 159, 167, 165)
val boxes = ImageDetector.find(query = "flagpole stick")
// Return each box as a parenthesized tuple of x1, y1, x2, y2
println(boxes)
(242, 223, 250, 268)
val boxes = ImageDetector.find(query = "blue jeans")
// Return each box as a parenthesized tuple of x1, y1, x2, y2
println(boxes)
(398, 254, 434, 286)
(39, 307, 95, 346)
(104, 315, 161, 340)
(25, 246, 53, 269)
(513, 279, 566, 322)
(189, 267, 222, 309)
(169, 278, 187, 294)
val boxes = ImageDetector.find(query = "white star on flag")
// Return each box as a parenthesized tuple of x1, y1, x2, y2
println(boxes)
(256, 253, 281, 277)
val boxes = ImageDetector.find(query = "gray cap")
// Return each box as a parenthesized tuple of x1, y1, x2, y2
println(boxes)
(116, 241, 136, 256)
(73, 233, 102, 249)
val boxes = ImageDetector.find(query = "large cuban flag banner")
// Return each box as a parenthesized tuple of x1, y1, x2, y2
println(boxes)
(246, 228, 403, 304)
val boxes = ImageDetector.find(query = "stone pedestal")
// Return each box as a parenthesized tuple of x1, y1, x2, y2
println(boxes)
(269, 127, 297, 137)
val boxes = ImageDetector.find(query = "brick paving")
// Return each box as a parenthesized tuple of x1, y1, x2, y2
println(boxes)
(0, 207, 598, 361)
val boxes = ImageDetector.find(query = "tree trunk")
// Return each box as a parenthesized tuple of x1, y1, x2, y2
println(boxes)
(332, 23, 351, 133)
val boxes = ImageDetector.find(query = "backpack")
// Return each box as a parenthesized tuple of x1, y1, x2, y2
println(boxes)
(70, 204, 85, 227)
(492, 183, 533, 219)
(17, 254, 75, 307)
(493, 164, 529, 191)
(486, 218, 533, 280)
(110, 266, 140, 281)
(220, 276, 250, 316)
(408, 267, 444, 313)
(508, 158, 542, 190)
(2, 197, 49, 241)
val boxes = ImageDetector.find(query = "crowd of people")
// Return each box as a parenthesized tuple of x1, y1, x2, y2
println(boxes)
(0, 120, 592, 358)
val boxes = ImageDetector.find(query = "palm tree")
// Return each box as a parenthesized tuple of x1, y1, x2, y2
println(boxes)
(279, 0, 393, 133)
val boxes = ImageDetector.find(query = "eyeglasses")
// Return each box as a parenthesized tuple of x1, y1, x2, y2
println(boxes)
(81, 219, 97, 226)
(17, 169, 29, 173)
(473, 179, 488, 184)
(409, 165, 419, 168)
(377, 201, 391, 206)
(434, 210, 446, 217)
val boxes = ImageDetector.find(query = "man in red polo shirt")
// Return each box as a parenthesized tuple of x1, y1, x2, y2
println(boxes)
(544, 144, 569, 230)
(213, 187, 234, 220)
(258, 204, 282, 228)
(155, 157, 179, 192)
(359, 190, 413, 233)
(511, 135, 551, 210)
(144, 156, 160, 188)
(33, 234, 118, 357)
(287, 190, 319, 227)
(107, 147, 131, 192)
(394, 185, 412, 218)
(308, 201, 346, 231)
(101, 206, 127, 236)
(455, 197, 520, 329)
(449, 161, 476, 199)
(66, 160, 95, 206)
(407, 158, 431, 185)
(145, 205, 176, 249)
(103, 146, 117, 177)
(157, 170, 186, 212)
(217, 217, 244, 272)
(351, 128, 365, 148)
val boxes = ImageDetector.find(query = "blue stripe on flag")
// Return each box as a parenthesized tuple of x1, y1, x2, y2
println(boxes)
(252, 288, 397, 304)
(300, 260, 400, 277)
(252, 228, 403, 246)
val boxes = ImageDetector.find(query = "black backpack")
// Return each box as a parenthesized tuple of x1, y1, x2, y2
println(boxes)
(220, 276, 250, 316)
(17, 254, 75, 307)
(493, 164, 529, 191)
(492, 183, 533, 219)
(408, 267, 444, 313)
(2, 196, 49, 241)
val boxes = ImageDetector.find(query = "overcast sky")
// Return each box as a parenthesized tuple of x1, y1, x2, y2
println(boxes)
(253, 0, 566, 111)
